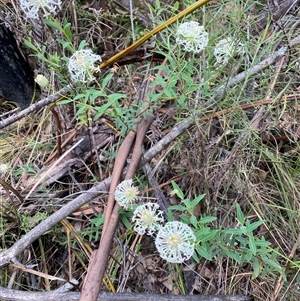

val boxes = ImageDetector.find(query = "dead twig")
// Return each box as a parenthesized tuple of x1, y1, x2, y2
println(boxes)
(0, 286, 252, 301)
(80, 115, 154, 301)
(0, 87, 70, 129)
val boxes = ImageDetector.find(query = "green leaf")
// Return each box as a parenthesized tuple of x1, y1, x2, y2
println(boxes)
(183, 199, 192, 209)
(107, 93, 125, 102)
(245, 250, 253, 262)
(58, 98, 74, 105)
(252, 257, 261, 279)
(190, 215, 198, 228)
(199, 216, 217, 224)
(224, 228, 245, 235)
(200, 230, 218, 242)
(235, 236, 249, 245)
(102, 73, 113, 89)
(44, 19, 63, 32)
(190, 194, 206, 208)
(73, 93, 87, 101)
(254, 239, 271, 247)
(56, 38, 73, 52)
(179, 214, 190, 224)
(192, 250, 200, 263)
(195, 228, 211, 240)
(168, 204, 186, 212)
(78, 40, 89, 50)
(120, 214, 132, 230)
(246, 220, 265, 232)
(196, 245, 212, 260)
(167, 208, 175, 222)
(23, 38, 39, 52)
(236, 203, 245, 224)
(249, 239, 257, 255)
(261, 257, 282, 270)
(93, 101, 114, 120)
(63, 21, 72, 42)
(170, 181, 184, 200)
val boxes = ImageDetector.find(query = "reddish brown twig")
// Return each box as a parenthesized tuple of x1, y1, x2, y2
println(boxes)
(80, 114, 154, 301)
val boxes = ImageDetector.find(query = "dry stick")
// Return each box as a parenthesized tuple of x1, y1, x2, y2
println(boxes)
(0, 287, 252, 301)
(80, 116, 154, 301)
(0, 177, 110, 268)
(214, 34, 300, 100)
(0, 86, 70, 129)
(101, 131, 137, 236)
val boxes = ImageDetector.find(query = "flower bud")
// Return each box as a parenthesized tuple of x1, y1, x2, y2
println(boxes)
(35, 74, 49, 88)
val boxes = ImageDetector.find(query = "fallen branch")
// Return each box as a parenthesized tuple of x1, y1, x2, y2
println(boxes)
(80, 116, 154, 301)
(0, 86, 70, 129)
(214, 34, 300, 100)
(0, 285, 252, 301)
(0, 177, 110, 267)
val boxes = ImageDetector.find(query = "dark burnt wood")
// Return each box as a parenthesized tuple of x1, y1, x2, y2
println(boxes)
(0, 21, 34, 109)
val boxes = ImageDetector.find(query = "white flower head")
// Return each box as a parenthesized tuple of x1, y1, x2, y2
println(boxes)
(68, 49, 102, 83)
(132, 202, 164, 235)
(19, 0, 62, 20)
(214, 37, 245, 65)
(176, 21, 208, 53)
(114, 179, 139, 209)
(155, 221, 196, 263)
(0, 164, 9, 174)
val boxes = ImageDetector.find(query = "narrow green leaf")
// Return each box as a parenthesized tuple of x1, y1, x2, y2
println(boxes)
(254, 239, 271, 247)
(78, 40, 89, 50)
(224, 228, 245, 235)
(179, 214, 190, 224)
(246, 220, 265, 232)
(249, 239, 257, 255)
(200, 230, 218, 242)
(167, 207, 175, 222)
(236, 203, 245, 224)
(101, 73, 113, 89)
(107, 93, 125, 102)
(171, 181, 184, 200)
(58, 98, 74, 105)
(63, 21, 72, 41)
(120, 214, 132, 230)
(190, 194, 206, 208)
(168, 204, 186, 212)
(44, 19, 63, 32)
(262, 257, 282, 270)
(199, 216, 217, 224)
(195, 228, 211, 240)
(23, 38, 39, 52)
(190, 215, 197, 228)
(196, 245, 212, 260)
(252, 257, 261, 279)
(192, 250, 200, 263)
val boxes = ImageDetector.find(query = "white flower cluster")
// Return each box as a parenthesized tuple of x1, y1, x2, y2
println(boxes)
(0, 164, 9, 174)
(132, 202, 164, 235)
(214, 37, 245, 65)
(114, 179, 196, 263)
(114, 179, 139, 209)
(68, 49, 102, 83)
(19, 0, 62, 19)
(155, 221, 196, 263)
(176, 21, 208, 53)
(175, 21, 245, 65)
